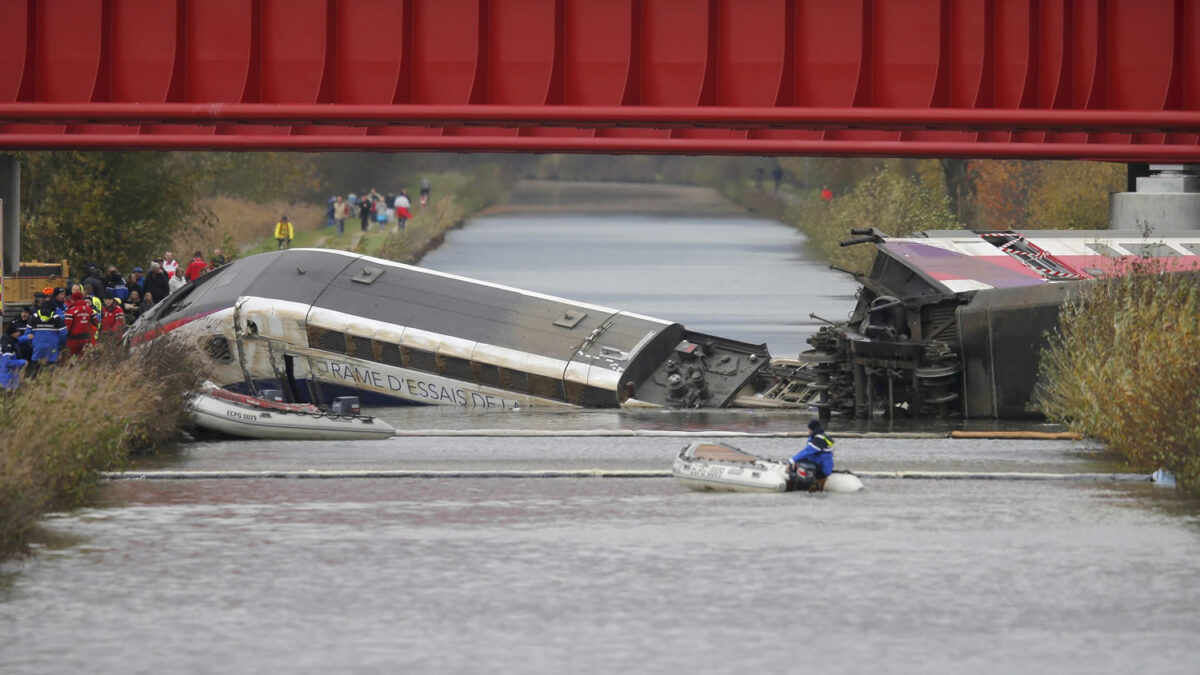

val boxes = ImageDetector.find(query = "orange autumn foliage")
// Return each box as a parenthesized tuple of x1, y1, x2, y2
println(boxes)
(971, 160, 1125, 231)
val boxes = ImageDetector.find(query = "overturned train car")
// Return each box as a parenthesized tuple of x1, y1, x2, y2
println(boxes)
(795, 229, 1200, 419)
(128, 249, 784, 410)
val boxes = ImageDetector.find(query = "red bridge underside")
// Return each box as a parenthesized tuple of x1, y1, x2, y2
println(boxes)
(2, 0, 1199, 160)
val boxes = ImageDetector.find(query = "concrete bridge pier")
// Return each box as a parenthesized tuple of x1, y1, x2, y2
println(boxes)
(1110, 164, 1200, 231)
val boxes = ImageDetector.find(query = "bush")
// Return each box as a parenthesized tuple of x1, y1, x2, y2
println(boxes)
(788, 168, 959, 274)
(0, 337, 202, 557)
(1037, 270, 1200, 491)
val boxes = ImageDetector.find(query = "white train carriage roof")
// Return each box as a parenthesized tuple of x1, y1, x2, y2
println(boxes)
(141, 248, 674, 367)
(875, 229, 1200, 293)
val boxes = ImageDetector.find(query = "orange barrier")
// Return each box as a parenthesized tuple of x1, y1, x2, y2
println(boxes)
(950, 430, 1083, 440)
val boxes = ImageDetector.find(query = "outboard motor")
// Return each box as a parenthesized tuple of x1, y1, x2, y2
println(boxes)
(331, 396, 361, 415)
(787, 461, 819, 492)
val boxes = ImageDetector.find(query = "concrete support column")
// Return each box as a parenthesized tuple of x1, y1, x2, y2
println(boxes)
(1110, 164, 1200, 231)
(0, 156, 18, 272)
(1126, 163, 1150, 193)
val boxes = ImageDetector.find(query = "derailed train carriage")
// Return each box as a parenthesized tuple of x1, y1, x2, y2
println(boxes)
(128, 231, 1200, 418)
(789, 229, 1200, 419)
(129, 248, 780, 410)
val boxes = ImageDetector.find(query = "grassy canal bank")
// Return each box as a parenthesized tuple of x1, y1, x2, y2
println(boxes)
(0, 168, 511, 560)
(717, 168, 956, 276)
(0, 339, 201, 558)
(1038, 271, 1200, 492)
(230, 166, 511, 264)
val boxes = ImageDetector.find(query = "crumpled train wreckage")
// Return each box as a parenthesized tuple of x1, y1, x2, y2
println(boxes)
(128, 230, 1200, 420)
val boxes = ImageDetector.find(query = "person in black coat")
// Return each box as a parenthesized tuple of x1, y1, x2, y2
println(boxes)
(143, 262, 171, 301)
(81, 266, 106, 299)
(2, 320, 32, 361)
(358, 197, 372, 232)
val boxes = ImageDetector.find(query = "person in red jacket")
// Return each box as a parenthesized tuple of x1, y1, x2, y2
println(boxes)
(64, 291, 97, 357)
(184, 250, 209, 282)
(100, 293, 126, 334)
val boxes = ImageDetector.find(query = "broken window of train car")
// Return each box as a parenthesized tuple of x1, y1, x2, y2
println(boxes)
(439, 355, 474, 381)
(377, 342, 404, 367)
(346, 335, 374, 358)
(404, 347, 438, 373)
(307, 325, 347, 354)
(499, 368, 529, 394)
(527, 373, 566, 401)
(565, 380, 617, 408)
(202, 336, 233, 363)
(1129, 243, 1181, 258)
(472, 362, 501, 387)
(1085, 242, 1125, 258)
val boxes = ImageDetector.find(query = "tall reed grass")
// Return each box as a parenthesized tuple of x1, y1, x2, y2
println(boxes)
(1037, 270, 1200, 491)
(786, 169, 958, 274)
(0, 337, 202, 557)
(173, 196, 324, 259)
(720, 167, 958, 275)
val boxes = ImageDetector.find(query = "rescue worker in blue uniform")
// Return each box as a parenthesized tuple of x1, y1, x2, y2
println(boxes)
(24, 300, 67, 378)
(789, 419, 835, 491)
(1, 321, 28, 389)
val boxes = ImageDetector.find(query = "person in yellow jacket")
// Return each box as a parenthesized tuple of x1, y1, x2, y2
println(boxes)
(274, 216, 294, 249)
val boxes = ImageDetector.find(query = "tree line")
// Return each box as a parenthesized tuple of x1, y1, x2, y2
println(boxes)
(4, 150, 1124, 274)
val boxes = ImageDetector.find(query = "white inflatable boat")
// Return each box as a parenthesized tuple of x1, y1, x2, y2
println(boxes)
(672, 441, 863, 493)
(189, 384, 396, 441)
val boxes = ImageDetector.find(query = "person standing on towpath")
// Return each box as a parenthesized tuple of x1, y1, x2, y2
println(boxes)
(333, 196, 349, 235)
(275, 216, 294, 250)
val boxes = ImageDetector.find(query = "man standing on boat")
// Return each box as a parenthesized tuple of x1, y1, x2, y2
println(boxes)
(789, 419, 835, 490)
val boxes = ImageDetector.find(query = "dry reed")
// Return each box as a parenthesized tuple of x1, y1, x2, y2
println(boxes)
(172, 196, 324, 259)
(1037, 269, 1200, 491)
(0, 336, 203, 557)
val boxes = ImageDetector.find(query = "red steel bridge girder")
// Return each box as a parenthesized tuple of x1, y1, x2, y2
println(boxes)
(1, 0, 1198, 159)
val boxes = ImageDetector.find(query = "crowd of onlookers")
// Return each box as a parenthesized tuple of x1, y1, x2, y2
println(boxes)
(325, 180, 429, 236)
(3, 179, 436, 388)
(1, 247, 228, 389)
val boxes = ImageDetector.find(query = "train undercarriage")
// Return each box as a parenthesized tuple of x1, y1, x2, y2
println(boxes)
(745, 228, 1200, 421)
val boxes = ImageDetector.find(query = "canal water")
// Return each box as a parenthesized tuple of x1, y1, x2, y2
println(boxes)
(3, 185, 1199, 674)
(421, 207, 860, 358)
